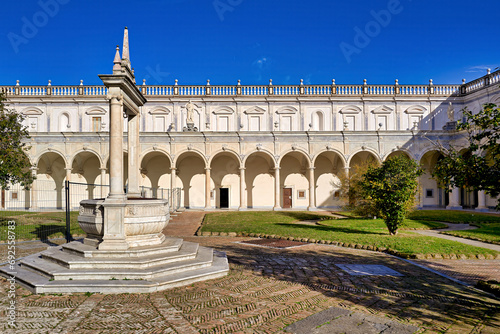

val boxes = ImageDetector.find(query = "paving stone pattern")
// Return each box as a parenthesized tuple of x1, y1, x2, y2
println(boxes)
(1, 211, 500, 333)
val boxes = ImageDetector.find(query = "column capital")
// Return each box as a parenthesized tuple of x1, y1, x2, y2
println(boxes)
(205, 167, 211, 171)
(239, 167, 246, 171)
(100, 167, 107, 171)
(274, 167, 281, 170)
(308, 166, 316, 170)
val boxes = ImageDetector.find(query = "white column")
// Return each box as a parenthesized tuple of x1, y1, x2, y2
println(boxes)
(446, 187, 462, 210)
(205, 168, 211, 210)
(476, 190, 488, 212)
(273, 167, 281, 210)
(308, 167, 316, 211)
(239, 167, 246, 211)
(170, 167, 177, 210)
(108, 96, 125, 199)
(127, 113, 141, 198)
(30, 167, 38, 210)
(100, 168, 107, 198)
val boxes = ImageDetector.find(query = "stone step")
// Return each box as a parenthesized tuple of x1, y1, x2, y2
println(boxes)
(1, 251, 229, 294)
(61, 237, 183, 258)
(37, 241, 200, 269)
(20, 246, 214, 281)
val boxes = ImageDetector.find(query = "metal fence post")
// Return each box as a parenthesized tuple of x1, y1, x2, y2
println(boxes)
(65, 180, 71, 243)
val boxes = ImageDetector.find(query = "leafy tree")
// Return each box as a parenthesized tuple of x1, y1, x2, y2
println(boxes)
(433, 103, 500, 209)
(360, 155, 423, 235)
(0, 92, 35, 189)
(337, 159, 380, 217)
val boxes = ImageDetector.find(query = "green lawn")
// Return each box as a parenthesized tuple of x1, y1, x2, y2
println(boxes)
(408, 210, 500, 223)
(442, 222, 500, 245)
(201, 211, 499, 258)
(0, 211, 83, 241)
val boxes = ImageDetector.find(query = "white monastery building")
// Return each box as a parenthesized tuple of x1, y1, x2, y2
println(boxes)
(2, 29, 500, 211)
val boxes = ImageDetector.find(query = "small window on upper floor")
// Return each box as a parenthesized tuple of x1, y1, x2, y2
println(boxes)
(92, 117, 102, 132)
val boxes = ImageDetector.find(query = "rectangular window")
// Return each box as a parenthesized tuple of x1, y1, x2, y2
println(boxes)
(154, 116, 165, 132)
(297, 190, 306, 199)
(218, 116, 229, 131)
(346, 116, 355, 131)
(426, 189, 434, 198)
(11, 192, 18, 200)
(92, 117, 102, 132)
(377, 115, 387, 130)
(250, 116, 260, 131)
(281, 116, 292, 131)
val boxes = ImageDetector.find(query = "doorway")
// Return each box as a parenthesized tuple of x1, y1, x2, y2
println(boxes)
(220, 188, 229, 208)
(283, 188, 292, 208)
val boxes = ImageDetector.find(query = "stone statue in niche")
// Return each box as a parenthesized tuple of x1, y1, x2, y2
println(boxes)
(186, 100, 195, 123)
(447, 102, 454, 122)
(183, 100, 198, 132)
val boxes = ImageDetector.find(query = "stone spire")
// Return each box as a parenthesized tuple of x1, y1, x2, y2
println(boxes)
(121, 27, 131, 70)
(112, 45, 122, 74)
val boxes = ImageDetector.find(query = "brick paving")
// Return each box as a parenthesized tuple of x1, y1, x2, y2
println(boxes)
(1, 210, 500, 333)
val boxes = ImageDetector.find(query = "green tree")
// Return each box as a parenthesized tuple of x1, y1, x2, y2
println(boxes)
(0, 92, 35, 189)
(360, 155, 423, 235)
(433, 103, 500, 209)
(337, 159, 380, 217)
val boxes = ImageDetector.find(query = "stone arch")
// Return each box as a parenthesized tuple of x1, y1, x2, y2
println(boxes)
(242, 149, 277, 168)
(279, 150, 311, 209)
(347, 149, 380, 167)
(71, 150, 103, 201)
(140, 150, 173, 197)
(175, 150, 208, 209)
(278, 149, 312, 168)
(174, 149, 208, 168)
(210, 151, 242, 209)
(35, 151, 68, 209)
(244, 151, 276, 209)
(313, 150, 345, 208)
(419, 150, 447, 208)
(384, 149, 415, 161)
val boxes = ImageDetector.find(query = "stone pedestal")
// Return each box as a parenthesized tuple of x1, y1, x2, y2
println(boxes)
(183, 122, 198, 132)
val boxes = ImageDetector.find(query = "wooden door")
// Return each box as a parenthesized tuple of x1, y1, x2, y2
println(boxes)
(283, 188, 292, 208)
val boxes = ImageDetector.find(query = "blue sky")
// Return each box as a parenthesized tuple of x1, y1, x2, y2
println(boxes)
(1, 0, 499, 86)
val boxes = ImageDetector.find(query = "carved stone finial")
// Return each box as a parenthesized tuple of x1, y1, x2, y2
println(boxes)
(143, 79, 146, 85)
(48, 80, 51, 86)
(113, 45, 122, 73)
(80, 80, 83, 86)
(462, 78, 466, 84)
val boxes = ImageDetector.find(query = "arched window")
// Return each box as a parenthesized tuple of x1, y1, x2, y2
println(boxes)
(312, 111, 324, 131)
(59, 113, 70, 132)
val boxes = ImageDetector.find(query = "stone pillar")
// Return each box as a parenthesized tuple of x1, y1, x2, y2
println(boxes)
(476, 190, 488, 212)
(127, 113, 141, 198)
(108, 96, 125, 199)
(65, 168, 72, 182)
(99, 95, 127, 251)
(100, 168, 107, 198)
(308, 167, 316, 211)
(446, 187, 462, 210)
(205, 168, 211, 210)
(170, 167, 177, 190)
(30, 167, 38, 210)
(274, 167, 281, 210)
(170, 167, 177, 210)
(239, 167, 246, 211)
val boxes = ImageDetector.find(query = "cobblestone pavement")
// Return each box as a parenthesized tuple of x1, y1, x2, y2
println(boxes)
(1, 237, 500, 333)
(1, 211, 500, 333)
